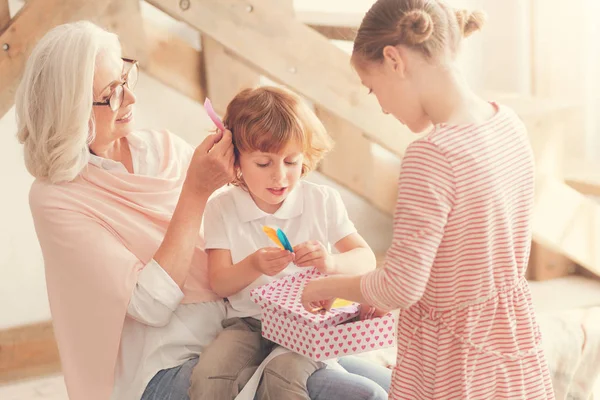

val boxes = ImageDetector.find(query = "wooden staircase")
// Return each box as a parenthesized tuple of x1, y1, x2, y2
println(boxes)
(1, 0, 599, 281)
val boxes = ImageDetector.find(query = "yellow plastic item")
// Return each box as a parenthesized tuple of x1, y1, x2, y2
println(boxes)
(262, 226, 284, 249)
(330, 298, 354, 309)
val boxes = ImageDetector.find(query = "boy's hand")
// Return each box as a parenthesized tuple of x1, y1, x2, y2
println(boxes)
(252, 248, 294, 276)
(293, 241, 335, 274)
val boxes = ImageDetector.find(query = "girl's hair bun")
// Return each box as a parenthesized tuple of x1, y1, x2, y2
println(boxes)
(455, 9, 486, 38)
(397, 9, 434, 45)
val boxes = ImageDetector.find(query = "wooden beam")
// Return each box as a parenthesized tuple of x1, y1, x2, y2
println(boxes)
(144, 20, 205, 102)
(100, 0, 148, 65)
(316, 108, 375, 201)
(0, 0, 9, 34)
(0, 321, 60, 384)
(491, 93, 584, 180)
(567, 179, 600, 198)
(0, 0, 113, 118)
(316, 108, 401, 216)
(286, 1, 370, 204)
(145, 0, 414, 158)
(201, 36, 260, 115)
(481, 97, 596, 280)
(296, 6, 362, 39)
(308, 25, 357, 41)
(296, 9, 363, 30)
(369, 146, 401, 214)
(199, 0, 294, 115)
(565, 159, 600, 197)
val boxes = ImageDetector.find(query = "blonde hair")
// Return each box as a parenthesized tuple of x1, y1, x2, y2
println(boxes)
(352, 0, 486, 65)
(223, 86, 334, 187)
(16, 21, 121, 183)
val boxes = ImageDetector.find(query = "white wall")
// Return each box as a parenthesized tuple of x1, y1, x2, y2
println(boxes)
(584, 0, 600, 160)
(479, 0, 531, 95)
(0, 107, 50, 330)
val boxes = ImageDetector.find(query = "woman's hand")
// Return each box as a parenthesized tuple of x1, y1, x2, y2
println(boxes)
(293, 241, 335, 274)
(185, 129, 235, 198)
(252, 247, 295, 276)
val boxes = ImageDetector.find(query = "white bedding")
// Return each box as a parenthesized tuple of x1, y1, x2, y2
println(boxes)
(538, 308, 600, 399)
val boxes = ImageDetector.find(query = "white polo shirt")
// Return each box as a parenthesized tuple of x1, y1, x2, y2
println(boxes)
(203, 180, 357, 319)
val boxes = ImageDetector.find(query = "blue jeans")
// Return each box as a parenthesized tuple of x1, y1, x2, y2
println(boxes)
(141, 355, 391, 400)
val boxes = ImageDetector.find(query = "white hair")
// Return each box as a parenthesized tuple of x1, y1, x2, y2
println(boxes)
(16, 21, 121, 183)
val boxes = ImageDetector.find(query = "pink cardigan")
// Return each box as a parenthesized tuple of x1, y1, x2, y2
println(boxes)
(29, 130, 219, 400)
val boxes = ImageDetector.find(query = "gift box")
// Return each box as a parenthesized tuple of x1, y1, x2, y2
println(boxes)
(250, 268, 396, 361)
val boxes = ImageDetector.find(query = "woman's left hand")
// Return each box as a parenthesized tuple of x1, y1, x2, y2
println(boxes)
(294, 241, 335, 273)
(301, 277, 336, 313)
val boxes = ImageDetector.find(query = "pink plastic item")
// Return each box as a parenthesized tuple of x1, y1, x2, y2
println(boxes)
(204, 97, 226, 131)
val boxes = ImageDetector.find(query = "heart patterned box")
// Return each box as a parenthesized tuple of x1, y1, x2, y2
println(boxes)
(250, 268, 396, 361)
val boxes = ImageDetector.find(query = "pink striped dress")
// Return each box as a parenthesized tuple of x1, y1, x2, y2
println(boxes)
(361, 103, 555, 399)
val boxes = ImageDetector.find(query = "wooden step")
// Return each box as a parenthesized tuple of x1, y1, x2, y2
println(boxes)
(0, 321, 60, 384)
(532, 177, 600, 279)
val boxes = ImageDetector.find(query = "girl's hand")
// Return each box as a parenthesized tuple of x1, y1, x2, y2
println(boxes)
(301, 277, 335, 313)
(358, 304, 389, 320)
(252, 247, 294, 276)
(293, 241, 335, 274)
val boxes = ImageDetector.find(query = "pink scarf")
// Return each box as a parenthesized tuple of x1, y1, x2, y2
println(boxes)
(29, 130, 219, 400)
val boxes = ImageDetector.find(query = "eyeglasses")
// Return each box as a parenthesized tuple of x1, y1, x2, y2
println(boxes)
(93, 58, 139, 112)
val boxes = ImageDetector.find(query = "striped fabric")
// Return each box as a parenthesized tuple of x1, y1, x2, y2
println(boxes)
(361, 104, 555, 399)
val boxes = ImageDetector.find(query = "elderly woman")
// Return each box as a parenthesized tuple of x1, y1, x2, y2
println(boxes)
(16, 21, 391, 400)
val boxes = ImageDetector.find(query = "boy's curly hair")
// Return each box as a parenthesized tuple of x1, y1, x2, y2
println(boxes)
(223, 86, 334, 187)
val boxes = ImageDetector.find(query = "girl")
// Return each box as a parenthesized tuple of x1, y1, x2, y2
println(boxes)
(301, 1, 555, 399)
(189, 86, 392, 400)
